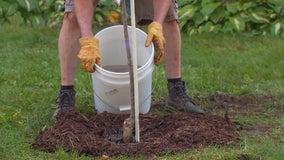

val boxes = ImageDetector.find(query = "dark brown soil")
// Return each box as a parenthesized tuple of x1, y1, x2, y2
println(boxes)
(31, 92, 283, 158)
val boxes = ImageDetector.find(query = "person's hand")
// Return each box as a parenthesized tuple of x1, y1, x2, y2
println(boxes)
(145, 21, 166, 65)
(77, 37, 101, 72)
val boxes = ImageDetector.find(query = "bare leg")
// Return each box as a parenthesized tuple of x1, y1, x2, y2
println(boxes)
(163, 20, 181, 79)
(163, 20, 205, 114)
(58, 12, 81, 86)
(53, 0, 99, 121)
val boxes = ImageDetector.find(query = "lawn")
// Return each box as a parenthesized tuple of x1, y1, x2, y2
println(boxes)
(0, 24, 283, 160)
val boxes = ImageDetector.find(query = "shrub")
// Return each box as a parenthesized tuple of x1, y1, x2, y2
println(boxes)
(1, 0, 284, 36)
(179, 0, 284, 36)
(0, 0, 64, 27)
(0, 0, 119, 27)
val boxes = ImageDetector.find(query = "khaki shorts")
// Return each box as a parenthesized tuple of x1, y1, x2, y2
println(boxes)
(64, 0, 178, 25)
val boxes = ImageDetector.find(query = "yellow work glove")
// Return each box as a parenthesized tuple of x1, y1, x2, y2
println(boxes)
(145, 21, 166, 65)
(77, 37, 101, 72)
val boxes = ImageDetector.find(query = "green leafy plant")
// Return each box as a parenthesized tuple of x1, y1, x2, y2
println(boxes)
(92, 0, 121, 26)
(0, 0, 120, 27)
(1, 0, 284, 36)
(179, 0, 284, 37)
(0, 0, 64, 27)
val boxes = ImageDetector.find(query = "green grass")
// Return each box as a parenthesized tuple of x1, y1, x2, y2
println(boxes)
(0, 24, 283, 160)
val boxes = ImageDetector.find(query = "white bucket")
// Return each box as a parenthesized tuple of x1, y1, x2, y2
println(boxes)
(91, 25, 154, 114)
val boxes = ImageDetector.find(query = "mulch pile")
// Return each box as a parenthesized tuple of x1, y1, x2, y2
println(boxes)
(31, 107, 240, 158)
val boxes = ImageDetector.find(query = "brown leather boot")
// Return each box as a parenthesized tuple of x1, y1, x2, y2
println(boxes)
(167, 81, 205, 114)
(52, 89, 76, 120)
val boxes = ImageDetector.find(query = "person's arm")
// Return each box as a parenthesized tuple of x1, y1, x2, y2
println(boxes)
(73, 0, 101, 72)
(145, 0, 172, 65)
(73, 0, 94, 37)
(153, 0, 172, 23)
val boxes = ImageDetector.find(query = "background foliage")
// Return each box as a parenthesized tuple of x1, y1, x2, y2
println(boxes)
(0, 0, 64, 27)
(1, 0, 284, 36)
(179, 0, 284, 36)
(0, 0, 118, 27)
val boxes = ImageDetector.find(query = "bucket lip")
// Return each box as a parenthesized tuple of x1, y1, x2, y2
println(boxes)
(94, 25, 154, 76)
